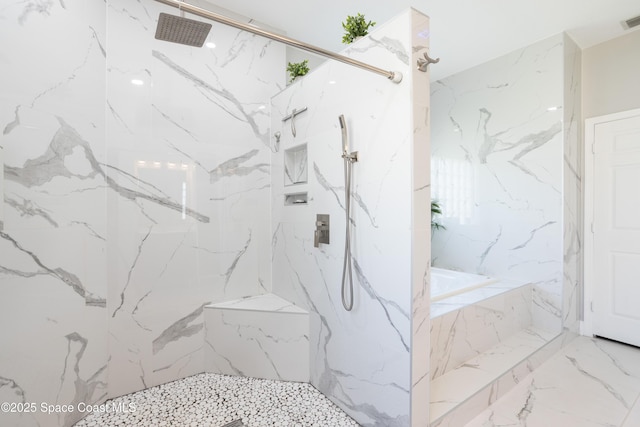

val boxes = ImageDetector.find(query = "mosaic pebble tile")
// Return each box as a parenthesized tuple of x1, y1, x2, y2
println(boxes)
(74, 373, 360, 427)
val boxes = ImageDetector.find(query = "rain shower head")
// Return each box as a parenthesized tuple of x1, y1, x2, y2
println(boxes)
(155, 12, 212, 47)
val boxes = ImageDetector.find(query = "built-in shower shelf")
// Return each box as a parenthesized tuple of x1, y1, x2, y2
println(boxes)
(284, 143, 308, 186)
(284, 192, 308, 205)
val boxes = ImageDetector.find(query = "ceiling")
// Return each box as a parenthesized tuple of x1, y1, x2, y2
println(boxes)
(201, 0, 640, 81)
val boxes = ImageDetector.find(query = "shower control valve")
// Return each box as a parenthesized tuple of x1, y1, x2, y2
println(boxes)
(314, 214, 330, 248)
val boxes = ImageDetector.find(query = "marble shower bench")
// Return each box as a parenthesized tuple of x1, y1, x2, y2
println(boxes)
(204, 294, 309, 382)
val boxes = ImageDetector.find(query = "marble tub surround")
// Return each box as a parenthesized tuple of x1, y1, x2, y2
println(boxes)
(430, 284, 533, 380)
(204, 294, 310, 382)
(465, 336, 640, 427)
(430, 329, 561, 427)
(431, 278, 529, 318)
(75, 373, 359, 427)
(430, 33, 582, 337)
(271, 9, 431, 426)
(1, 0, 283, 426)
(429, 281, 565, 425)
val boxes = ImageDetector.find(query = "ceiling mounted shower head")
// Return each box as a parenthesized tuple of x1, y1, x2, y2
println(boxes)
(155, 12, 212, 47)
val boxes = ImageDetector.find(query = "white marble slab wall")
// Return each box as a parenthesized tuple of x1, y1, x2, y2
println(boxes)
(431, 35, 567, 335)
(271, 9, 430, 427)
(562, 34, 583, 336)
(410, 10, 433, 427)
(0, 1, 108, 426)
(105, 0, 283, 398)
(0, 0, 283, 425)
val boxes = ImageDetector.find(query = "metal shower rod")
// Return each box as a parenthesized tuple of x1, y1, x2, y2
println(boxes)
(153, 0, 403, 83)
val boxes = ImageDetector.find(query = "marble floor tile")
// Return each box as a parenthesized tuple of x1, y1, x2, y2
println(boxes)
(74, 373, 359, 427)
(622, 395, 640, 427)
(465, 336, 640, 427)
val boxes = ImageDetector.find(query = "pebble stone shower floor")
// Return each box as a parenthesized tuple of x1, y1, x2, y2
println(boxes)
(74, 373, 360, 427)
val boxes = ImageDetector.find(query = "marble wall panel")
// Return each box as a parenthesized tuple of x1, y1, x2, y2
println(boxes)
(411, 10, 433, 426)
(271, 10, 430, 427)
(430, 35, 567, 335)
(0, 2, 108, 426)
(0, 0, 283, 425)
(105, 0, 283, 397)
(562, 34, 583, 336)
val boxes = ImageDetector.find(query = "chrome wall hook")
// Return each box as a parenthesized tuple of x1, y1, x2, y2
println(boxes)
(417, 51, 440, 72)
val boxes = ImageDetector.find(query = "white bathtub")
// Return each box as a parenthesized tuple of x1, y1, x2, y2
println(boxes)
(431, 267, 498, 302)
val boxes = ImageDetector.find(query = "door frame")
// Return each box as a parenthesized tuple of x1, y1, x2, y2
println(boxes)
(582, 108, 640, 337)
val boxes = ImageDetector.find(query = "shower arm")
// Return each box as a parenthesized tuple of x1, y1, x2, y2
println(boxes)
(153, 0, 403, 83)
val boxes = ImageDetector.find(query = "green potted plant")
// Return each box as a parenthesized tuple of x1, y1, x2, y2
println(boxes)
(341, 13, 376, 44)
(431, 200, 445, 232)
(286, 60, 309, 83)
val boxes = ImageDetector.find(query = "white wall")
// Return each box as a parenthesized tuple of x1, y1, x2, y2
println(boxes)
(583, 29, 640, 119)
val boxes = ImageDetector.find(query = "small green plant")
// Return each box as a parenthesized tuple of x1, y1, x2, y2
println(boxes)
(286, 60, 309, 83)
(431, 200, 446, 231)
(341, 13, 376, 44)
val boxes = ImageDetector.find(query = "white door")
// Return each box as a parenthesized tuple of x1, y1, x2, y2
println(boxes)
(593, 113, 640, 347)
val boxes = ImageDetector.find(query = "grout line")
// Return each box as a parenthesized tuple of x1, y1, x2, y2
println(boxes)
(620, 392, 640, 427)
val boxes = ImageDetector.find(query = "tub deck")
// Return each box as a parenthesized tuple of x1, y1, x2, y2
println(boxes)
(431, 268, 528, 318)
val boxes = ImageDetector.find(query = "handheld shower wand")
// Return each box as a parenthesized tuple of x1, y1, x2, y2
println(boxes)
(339, 115, 349, 153)
(339, 115, 358, 163)
(339, 115, 357, 311)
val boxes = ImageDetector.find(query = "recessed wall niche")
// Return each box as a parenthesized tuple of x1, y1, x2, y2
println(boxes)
(284, 143, 308, 186)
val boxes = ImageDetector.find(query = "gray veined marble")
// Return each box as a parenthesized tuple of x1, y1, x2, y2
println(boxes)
(345, 35, 410, 66)
(0, 376, 27, 402)
(5, 117, 210, 223)
(5, 195, 59, 227)
(209, 149, 269, 184)
(13, 1, 59, 25)
(353, 259, 410, 352)
(111, 227, 153, 318)
(431, 33, 580, 337)
(152, 50, 270, 146)
(58, 333, 108, 426)
(271, 10, 429, 426)
(223, 230, 252, 289)
(466, 337, 640, 427)
(510, 221, 557, 250)
(3, 105, 21, 135)
(152, 303, 208, 355)
(1, 3, 433, 427)
(1, 230, 106, 307)
(313, 163, 378, 228)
